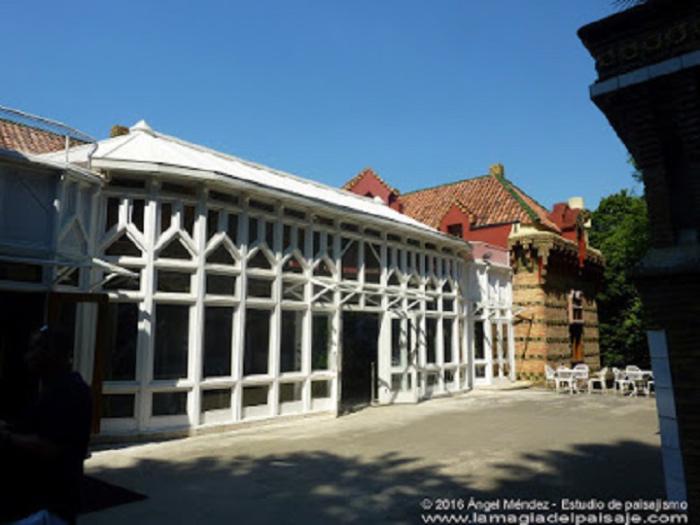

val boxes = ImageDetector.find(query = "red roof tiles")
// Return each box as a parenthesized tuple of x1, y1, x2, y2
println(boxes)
(0, 118, 85, 154)
(400, 173, 560, 232)
(343, 167, 400, 195)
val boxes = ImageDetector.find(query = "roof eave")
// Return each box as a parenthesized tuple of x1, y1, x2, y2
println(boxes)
(89, 158, 472, 255)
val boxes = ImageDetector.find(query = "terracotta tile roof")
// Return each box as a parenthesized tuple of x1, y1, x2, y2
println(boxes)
(343, 167, 400, 195)
(0, 118, 85, 154)
(400, 172, 560, 232)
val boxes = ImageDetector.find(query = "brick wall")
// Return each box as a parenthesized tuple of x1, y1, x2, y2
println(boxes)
(512, 249, 601, 382)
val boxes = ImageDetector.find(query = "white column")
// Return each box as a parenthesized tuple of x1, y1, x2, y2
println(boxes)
(232, 207, 249, 422)
(647, 330, 687, 502)
(496, 321, 504, 380)
(331, 226, 342, 414)
(269, 212, 283, 416)
(136, 181, 158, 430)
(188, 185, 207, 427)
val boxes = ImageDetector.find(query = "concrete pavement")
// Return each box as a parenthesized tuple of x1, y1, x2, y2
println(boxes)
(83, 389, 663, 524)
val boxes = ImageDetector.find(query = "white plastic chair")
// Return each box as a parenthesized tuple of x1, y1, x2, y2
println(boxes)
(572, 364, 589, 392)
(588, 367, 608, 394)
(545, 364, 556, 390)
(555, 366, 576, 394)
(573, 363, 589, 379)
(613, 367, 632, 395)
(645, 379, 655, 397)
(626, 371, 647, 396)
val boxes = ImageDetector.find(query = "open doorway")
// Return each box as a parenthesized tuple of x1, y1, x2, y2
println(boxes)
(340, 312, 379, 413)
(0, 291, 46, 423)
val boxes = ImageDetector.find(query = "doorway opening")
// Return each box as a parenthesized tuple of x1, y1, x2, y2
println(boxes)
(340, 312, 379, 413)
(0, 291, 46, 423)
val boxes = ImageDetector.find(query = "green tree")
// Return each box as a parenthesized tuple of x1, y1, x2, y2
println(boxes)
(589, 189, 650, 367)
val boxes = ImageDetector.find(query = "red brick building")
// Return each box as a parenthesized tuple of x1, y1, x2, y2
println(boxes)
(344, 164, 604, 381)
(580, 0, 699, 508)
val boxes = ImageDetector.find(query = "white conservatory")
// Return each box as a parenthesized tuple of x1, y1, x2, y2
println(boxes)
(1, 117, 515, 437)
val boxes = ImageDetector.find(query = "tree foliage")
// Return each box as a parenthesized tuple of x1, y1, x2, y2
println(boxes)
(590, 189, 650, 367)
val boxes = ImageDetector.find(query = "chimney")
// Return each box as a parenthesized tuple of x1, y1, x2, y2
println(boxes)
(110, 124, 130, 138)
(568, 196, 584, 210)
(489, 163, 505, 177)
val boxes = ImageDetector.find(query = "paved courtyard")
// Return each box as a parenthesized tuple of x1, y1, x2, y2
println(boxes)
(83, 389, 664, 524)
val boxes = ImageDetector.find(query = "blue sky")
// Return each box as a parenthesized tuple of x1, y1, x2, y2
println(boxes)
(2, 0, 636, 210)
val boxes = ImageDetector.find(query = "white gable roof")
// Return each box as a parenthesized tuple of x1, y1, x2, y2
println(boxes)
(40, 121, 469, 248)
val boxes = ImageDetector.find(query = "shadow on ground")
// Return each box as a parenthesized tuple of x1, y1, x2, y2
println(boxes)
(86, 440, 664, 524)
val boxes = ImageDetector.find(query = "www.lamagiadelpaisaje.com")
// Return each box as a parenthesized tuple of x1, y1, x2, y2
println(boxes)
(418, 498, 688, 524)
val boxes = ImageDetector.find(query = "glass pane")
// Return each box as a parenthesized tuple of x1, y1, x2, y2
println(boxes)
(102, 394, 134, 418)
(207, 244, 236, 265)
(227, 214, 238, 244)
(282, 255, 304, 274)
(443, 319, 453, 363)
(203, 307, 233, 377)
(443, 298, 454, 312)
(426, 318, 437, 364)
(298, 228, 306, 254)
(207, 209, 219, 240)
(157, 271, 191, 293)
(283, 224, 292, 250)
(248, 278, 272, 298)
(105, 197, 119, 231)
(105, 303, 139, 381)
(391, 318, 401, 367)
(201, 389, 231, 412)
(183, 205, 196, 237)
(282, 279, 305, 301)
(313, 231, 321, 256)
(279, 382, 303, 403)
(491, 323, 499, 360)
(391, 373, 402, 391)
(265, 222, 274, 246)
(280, 310, 303, 373)
(311, 380, 331, 399)
(105, 233, 141, 257)
(248, 250, 272, 270)
(131, 200, 144, 231)
(312, 313, 331, 370)
(388, 272, 401, 286)
(159, 238, 192, 260)
(206, 274, 236, 295)
(427, 373, 439, 387)
(474, 321, 485, 360)
(364, 243, 381, 284)
(312, 284, 333, 304)
(242, 385, 268, 407)
(341, 238, 358, 281)
(154, 305, 189, 379)
(248, 217, 258, 243)
(0, 262, 43, 283)
(160, 202, 172, 233)
(152, 391, 187, 416)
(244, 309, 270, 375)
(313, 259, 333, 278)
